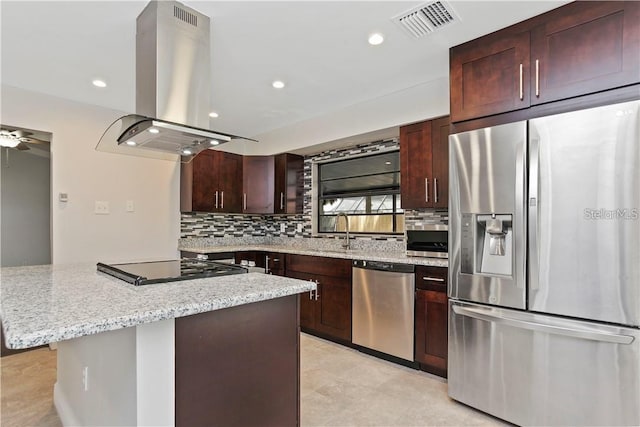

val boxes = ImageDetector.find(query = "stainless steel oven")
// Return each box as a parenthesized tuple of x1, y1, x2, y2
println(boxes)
(406, 224, 448, 258)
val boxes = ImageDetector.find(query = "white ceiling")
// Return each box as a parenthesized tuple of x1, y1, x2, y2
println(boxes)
(1, 1, 568, 154)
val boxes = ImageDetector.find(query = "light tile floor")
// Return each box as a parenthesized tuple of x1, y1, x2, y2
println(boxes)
(301, 333, 509, 426)
(1, 334, 509, 426)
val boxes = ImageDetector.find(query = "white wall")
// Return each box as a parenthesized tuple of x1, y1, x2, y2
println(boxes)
(0, 85, 180, 264)
(232, 76, 450, 156)
(1, 148, 51, 267)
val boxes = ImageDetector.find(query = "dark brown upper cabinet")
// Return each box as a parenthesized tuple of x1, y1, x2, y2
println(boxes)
(530, 1, 640, 106)
(430, 116, 450, 209)
(181, 149, 243, 213)
(182, 151, 305, 214)
(242, 156, 275, 214)
(274, 153, 304, 215)
(400, 116, 450, 209)
(450, 1, 640, 123)
(450, 31, 531, 123)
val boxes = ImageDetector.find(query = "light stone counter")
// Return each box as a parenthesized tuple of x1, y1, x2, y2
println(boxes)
(0, 263, 315, 349)
(179, 244, 449, 268)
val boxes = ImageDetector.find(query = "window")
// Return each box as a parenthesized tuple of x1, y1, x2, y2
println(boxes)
(315, 151, 404, 234)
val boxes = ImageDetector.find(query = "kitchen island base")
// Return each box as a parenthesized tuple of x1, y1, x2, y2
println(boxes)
(53, 295, 300, 426)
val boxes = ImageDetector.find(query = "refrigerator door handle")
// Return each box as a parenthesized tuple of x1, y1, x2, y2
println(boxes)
(528, 133, 540, 291)
(452, 305, 635, 345)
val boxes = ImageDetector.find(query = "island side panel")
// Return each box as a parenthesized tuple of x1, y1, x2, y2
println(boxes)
(175, 294, 300, 427)
(54, 327, 137, 426)
(136, 319, 175, 426)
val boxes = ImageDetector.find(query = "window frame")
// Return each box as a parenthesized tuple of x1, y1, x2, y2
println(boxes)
(311, 148, 404, 237)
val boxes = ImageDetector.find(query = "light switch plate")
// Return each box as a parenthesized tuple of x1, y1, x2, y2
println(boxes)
(126, 200, 135, 212)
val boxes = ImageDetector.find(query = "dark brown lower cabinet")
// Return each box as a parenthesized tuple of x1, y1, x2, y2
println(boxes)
(175, 295, 299, 427)
(415, 266, 448, 378)
(285, 254, 352, 344)
(265, 252, 285, 276)
(415, 290, 448, 378)
(287, 270, 352, 343)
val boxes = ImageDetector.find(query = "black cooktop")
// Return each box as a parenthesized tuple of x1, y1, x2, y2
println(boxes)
(97, 258, 247, 286)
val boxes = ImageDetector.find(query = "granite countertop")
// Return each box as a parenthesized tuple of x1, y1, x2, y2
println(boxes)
(0, 263, 315, 350)
(179, 244, 449, 268)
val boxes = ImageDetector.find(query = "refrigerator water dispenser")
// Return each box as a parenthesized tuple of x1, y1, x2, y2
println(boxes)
(460, 213, 512, 276)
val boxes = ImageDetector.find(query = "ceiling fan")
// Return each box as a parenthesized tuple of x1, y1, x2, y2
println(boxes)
(0, 128, 49, 151)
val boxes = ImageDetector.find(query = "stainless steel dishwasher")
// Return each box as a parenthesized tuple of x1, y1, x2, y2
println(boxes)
(352, 260, 415, 361)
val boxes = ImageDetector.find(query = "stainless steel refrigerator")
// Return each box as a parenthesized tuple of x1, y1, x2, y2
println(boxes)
(448, 100, 640, 427)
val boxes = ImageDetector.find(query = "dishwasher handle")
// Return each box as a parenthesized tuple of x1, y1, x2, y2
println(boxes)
(352, 260, 415, 273)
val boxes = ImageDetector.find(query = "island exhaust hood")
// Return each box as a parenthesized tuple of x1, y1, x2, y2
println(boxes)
(97, 1, 255, 162)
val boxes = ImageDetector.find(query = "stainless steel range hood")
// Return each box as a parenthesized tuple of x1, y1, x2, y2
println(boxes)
(97, 1, 255, 162)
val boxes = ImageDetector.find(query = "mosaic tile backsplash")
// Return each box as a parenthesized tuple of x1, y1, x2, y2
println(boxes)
(180, 139, 448, 242)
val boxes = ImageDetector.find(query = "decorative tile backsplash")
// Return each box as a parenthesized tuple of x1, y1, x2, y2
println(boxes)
(180, 138, 448, 241)
(181, 213, 309, 239)
(404, 209, 449, 226)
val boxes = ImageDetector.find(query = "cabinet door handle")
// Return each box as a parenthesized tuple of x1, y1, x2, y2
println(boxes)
(423, 276, 445, 282)
(280, 192, 285, 210)
(434, 178, 438, 204)
(535, 59, 540, 97)
(519, 63, 523, 100)
(425, 178, 429, 203)
(215, 191, 219, 209)
(265, 255, 270, 274)
(243, 193, 247, 211)
(314, 280, 320, 300)
(221, 191, 224, 209)
(309, 290, 314, 300)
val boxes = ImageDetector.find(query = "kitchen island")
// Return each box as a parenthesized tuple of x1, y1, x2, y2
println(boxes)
(0, 263, 316, 426)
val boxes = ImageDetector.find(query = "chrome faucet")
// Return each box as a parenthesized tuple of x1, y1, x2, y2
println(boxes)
(336, 213, 350, 250)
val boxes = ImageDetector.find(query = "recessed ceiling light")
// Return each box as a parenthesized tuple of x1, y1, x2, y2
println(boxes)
(368, 33, 384, 46)
(92, 79, 107, 88)
(272, 80, 285, 89)
(126, 140, 137, 146)
(210, 139, 220, 145)
(385, 161, 391, 165)
(182, 149, 193, 156)
(209, 112, 219, 118)
(148, 128, 159, 134)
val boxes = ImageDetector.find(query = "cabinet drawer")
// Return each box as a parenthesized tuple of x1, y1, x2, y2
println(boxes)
(285, 254, 352, 277)
(415, 266, 448, 291)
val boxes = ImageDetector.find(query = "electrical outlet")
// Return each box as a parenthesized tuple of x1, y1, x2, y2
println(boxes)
(126, 200, 135, 212)
(82, 366, 89, 391)
(296, 224, 303, 233)
(94, 201, 110, 215)
(280, 223, 285, 233)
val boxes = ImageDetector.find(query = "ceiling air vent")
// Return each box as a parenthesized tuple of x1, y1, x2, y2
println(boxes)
(174, 5, 197, 27)
(392, 1, 459, 39)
